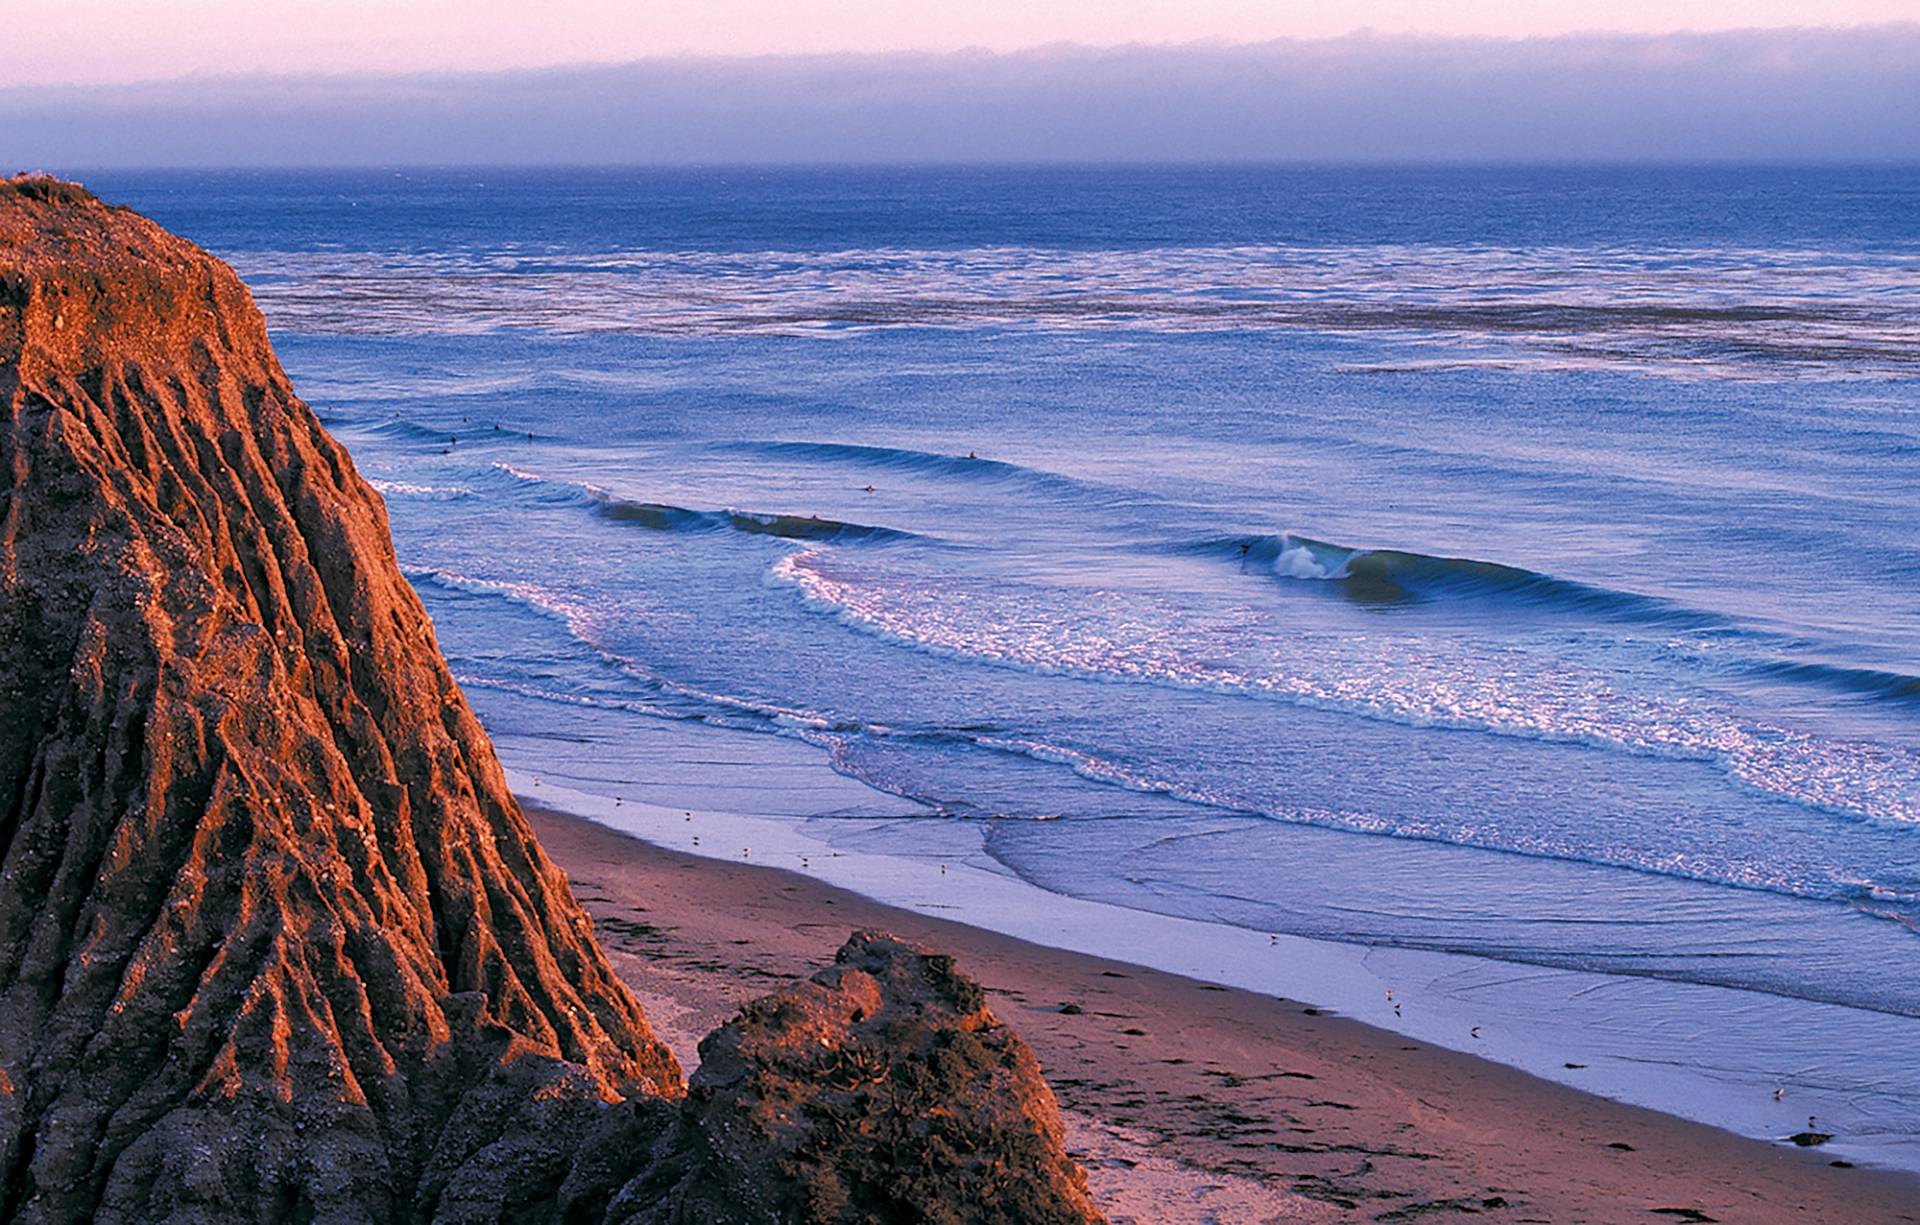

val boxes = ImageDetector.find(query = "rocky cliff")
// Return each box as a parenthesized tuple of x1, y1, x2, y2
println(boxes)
(0, 175, 1100, 1225)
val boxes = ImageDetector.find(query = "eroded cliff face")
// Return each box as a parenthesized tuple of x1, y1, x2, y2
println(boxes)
(0, 173, 683, 1222)
(0, 177, 1101, 1225)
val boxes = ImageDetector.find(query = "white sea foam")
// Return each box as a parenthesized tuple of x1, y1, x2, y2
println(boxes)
(771, 549, 1920, 829)
(368, 478, 473, 499)
(232, 242, 1920, 380)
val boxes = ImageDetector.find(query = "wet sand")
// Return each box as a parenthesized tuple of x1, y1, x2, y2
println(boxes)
(529, 803, 1919, 1225)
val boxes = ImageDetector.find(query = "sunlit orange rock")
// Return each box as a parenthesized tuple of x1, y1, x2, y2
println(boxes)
(0, 177, 1101, 1225)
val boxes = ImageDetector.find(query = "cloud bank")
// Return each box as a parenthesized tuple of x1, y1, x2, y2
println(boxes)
(6, 27, 1918, 167)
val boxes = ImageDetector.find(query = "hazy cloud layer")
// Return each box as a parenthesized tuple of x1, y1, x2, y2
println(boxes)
(7, 27, 1918, 167)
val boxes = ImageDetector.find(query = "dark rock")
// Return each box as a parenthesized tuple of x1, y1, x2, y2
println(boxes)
(623, 932, 1103, 1224)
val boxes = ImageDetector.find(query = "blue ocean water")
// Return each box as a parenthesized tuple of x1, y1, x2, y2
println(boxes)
(87, 166, 1920, 1159)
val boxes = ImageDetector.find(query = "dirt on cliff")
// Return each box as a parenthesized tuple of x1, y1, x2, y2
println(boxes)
(0, 175, 1102, 1225)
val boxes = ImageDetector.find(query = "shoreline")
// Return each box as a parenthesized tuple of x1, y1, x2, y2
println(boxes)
(527, 799, 1920, 1224)
(506, 766, 1919, 1177)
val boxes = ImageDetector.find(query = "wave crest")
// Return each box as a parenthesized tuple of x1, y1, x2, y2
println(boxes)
(1203, 531, 1682, 616)
(490, 462, 917, 544)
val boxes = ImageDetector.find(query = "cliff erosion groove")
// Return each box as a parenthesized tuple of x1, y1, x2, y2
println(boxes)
(0, 175, 1099, 1225)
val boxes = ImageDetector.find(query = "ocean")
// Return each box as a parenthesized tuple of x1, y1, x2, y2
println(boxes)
(86, 165, 1920, 1168)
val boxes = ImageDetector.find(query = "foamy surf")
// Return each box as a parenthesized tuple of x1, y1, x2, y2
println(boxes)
(771, 548, 1920, 828)
(122, 164, 1920, 1171)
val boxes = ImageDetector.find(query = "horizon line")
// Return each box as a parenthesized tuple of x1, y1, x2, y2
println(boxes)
(43, 158, 1920, 177)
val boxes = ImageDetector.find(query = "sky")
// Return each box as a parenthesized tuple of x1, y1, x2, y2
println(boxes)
(4, 8, 1918, 166)
(11, 0, 1920, 85)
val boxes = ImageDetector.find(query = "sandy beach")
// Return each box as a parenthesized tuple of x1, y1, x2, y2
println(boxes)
(14, 155, 1917, 1225)
(528, 802, 1919, 1225)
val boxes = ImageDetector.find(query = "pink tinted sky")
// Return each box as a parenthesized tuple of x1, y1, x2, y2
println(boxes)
(17, 0, 1920, 85)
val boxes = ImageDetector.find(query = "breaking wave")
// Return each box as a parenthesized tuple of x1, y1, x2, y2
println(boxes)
(771, 548, 1920, 828)
(1198, 531, 1693, 619)
(1190, 532, 1920, 706)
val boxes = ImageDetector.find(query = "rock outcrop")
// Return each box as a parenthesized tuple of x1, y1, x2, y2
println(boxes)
(620, 933, 1101, 1224)
(0, 176, 1101, 1225)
